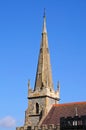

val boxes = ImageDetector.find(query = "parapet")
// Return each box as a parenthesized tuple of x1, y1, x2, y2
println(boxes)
(16, 124, 60, 130)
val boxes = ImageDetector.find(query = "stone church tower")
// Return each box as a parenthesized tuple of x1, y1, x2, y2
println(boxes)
(16, 12, 60, 130)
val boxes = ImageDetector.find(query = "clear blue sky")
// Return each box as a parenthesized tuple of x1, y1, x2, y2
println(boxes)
(0, 0, 86, 130)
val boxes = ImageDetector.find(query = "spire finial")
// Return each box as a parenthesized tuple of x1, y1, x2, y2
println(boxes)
(42, 8, 47, 33)
(44, 8, 46, 18)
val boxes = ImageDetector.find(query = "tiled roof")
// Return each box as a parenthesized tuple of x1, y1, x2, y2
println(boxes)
(42, 102, 86, 125)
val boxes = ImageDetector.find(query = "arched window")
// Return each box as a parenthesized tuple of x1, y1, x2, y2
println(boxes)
(36, 103, 39, 114)
(27, 126, 31, 130)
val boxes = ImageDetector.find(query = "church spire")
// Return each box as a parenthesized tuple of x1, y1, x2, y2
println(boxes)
(34, 11, 53, 91)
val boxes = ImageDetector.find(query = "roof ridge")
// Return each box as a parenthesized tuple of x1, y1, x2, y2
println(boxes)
(53, 101, 86, 107)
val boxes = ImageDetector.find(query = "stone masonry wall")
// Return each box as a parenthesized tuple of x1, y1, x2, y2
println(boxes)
(25, 96, 58, 127)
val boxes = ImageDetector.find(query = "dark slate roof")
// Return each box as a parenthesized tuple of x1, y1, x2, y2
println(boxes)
(42, 102, 86, 125)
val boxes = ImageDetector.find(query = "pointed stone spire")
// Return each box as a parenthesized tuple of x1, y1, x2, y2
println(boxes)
(34, 11, 53, 91)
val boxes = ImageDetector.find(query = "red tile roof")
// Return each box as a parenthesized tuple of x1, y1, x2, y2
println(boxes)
(42, 102, 86, 125)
